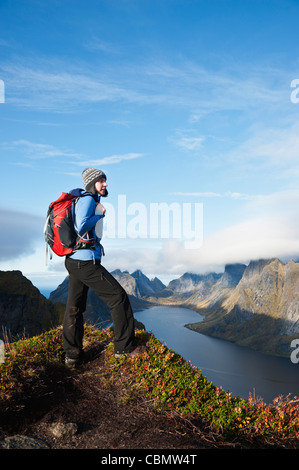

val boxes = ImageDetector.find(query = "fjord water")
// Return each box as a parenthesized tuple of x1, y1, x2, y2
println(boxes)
(135, 306, 299, 404)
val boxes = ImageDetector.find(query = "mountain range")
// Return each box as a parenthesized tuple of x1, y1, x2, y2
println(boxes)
(184, 258, 299, 357)
(1, 258, 299, 357)
(49, 258, 299, 357)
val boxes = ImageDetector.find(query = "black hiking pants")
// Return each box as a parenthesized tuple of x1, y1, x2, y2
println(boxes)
(63, 257, 136, 358)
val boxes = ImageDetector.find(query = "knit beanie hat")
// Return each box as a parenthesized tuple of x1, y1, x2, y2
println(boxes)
(81, 168, 107, 195)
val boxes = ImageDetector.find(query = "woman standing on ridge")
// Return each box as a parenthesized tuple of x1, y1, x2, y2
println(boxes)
(63, 167, 146, 366)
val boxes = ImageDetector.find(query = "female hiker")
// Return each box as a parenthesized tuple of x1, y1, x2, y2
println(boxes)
(63, 167, 145, 366)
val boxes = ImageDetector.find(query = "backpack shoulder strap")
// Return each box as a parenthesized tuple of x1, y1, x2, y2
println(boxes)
(69, 188, 98, 202)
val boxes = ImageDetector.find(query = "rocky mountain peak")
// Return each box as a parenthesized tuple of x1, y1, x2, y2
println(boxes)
(242, 258, 281, 279)
(220, 263, 247, 288)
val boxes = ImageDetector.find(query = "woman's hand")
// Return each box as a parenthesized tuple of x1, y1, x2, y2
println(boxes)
(96, 202, 106, 214)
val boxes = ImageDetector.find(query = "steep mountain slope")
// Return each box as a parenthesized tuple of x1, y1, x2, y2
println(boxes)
(167, 272, 222, 297)
(0, 270, 63, 341)
(183, 263, 246, 310)
(186, 259, 299, 356)
(146, 271, 225, 304)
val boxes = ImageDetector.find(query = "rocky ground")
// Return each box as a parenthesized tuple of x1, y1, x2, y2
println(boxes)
(0, 343, 243, 451)
(0, 342, 298, 453)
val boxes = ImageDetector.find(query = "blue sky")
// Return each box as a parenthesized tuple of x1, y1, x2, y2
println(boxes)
(1, 0, 299, 290)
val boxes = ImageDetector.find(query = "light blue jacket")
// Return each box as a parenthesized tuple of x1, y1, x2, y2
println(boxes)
(68, 189, 105, 261)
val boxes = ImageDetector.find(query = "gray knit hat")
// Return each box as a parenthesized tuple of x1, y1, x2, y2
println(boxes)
(81, 167, 107, 195)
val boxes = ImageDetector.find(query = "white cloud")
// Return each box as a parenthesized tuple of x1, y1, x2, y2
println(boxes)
(75, 153, 144, 166)
(108, 119, 131, 128)
(169, 128, 205, 154)
(0, 56, 287, 113)
(4, 140, 85, 160)
(168, 189, 299, 272)
(106, 215, 299, 276)
(144, 60, 286, 113)
(172, 191, 258, 200)
(9, 188, 299, 284)
(1, 62, 143, 111)
(173, 192, 222, 197)
(102, 188, 299, 276)
(194, 216, 299, 269)
(3, 140, 144, 167)
(0, 207, 44, 261)
(175, 136, 205, 152)
(229, 121, 299, 166)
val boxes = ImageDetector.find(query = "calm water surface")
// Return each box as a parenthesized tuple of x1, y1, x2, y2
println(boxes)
(135, 306, 299, 404)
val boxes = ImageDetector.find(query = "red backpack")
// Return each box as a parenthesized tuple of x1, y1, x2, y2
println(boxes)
(44, 189, 96, 261)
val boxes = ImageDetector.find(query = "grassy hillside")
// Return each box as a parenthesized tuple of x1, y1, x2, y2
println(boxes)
(1, 324, 299, 448)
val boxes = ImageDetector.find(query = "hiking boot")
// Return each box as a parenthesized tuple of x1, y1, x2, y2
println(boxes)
(64, 347, 104, 367)
(64, 355, 80, 368)
(114, 345, 147, 359)
(64, 349, 86, 368)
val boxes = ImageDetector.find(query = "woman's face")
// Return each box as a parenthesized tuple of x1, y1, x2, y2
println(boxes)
(94, 177, 108, 196)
